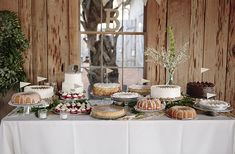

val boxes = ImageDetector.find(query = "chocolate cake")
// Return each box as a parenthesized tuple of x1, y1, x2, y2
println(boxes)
(186, 82, 215, 98)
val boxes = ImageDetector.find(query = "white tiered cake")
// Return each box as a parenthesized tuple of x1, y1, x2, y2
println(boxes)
(62, 72, 84, 93)
(151, 85, 181, 99)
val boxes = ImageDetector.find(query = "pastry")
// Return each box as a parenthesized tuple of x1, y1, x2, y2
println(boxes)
(198, 99, 230, 111)
(166, 106, 197, 120)
(11, 92, 41, 105)
(136, 98, 162, 110)
(91, 105, 126, 119)
(24, 85, 54, 99)
(151, 85, 181, 99)
(187, 82, 215, 98)
(128, 84, 150, 96)
(62, 72, 84, 93)
(93, 83, 121, 96)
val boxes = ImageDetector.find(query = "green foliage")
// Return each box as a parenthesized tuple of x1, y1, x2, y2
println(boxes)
(0, 10, 29, 95)
(165, 96, 194, 109)
(167, 26, 176, 58)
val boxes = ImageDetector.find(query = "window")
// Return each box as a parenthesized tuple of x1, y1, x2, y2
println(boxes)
(80, 0, 145, 94)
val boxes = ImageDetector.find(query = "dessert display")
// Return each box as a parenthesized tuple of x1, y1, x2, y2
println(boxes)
(54, 100, 91, 114)
(151, 85, 181, 99)
(135, 98, 163, 110)
(197, 99, 230, 111)
(187, 82, 215, 98)
(92, 83, 121, 96)
(11, 92, 41, 105)
(62, 72, 84, 93)
(24, 85, 54, 99)
(128, 84, 151, 96)
(90, 104, 126, 119)
(59, 91, 86, 100)
(166, 106, 197, 120)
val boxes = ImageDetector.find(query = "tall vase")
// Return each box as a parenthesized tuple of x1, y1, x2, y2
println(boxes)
(166, 69, 175, 85)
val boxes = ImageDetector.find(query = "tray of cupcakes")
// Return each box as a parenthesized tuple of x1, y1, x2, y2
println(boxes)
(53, 100, 92, 115)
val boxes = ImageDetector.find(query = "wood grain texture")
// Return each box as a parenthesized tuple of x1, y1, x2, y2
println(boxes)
(68, 0, 80, 66)
(47, 0, 69, 88)
(225, 0, 235, 104)
(188, 0, 205, 82)
(145, 0, 167, 85)
(0, 0, 234, 105)
(31, 0, 48, 81)
(18, 0, 33, 82)
(0, 0, 18, 12)
(203, 0, 230, 100)
(167, 0, 191, 92)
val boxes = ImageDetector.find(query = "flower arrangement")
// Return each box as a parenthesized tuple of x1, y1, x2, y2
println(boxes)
(145, 26, 188, 85)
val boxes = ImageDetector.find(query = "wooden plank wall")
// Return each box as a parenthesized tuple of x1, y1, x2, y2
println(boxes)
(145, 0, 235, 104)
(0, 0, 234, 106)
(0, 0, 80, 88)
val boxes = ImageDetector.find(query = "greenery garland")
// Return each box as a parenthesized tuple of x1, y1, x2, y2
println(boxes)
(0, 10, 29, 95)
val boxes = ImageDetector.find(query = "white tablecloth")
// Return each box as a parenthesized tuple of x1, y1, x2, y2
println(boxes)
(0, 112, 235, 154)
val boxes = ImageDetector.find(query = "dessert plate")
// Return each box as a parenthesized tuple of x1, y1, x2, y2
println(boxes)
(111, 92, 140, 102)
(8, 101, 45, 107)
(193, 103, 233, 113)
(90, 105, 126, 120)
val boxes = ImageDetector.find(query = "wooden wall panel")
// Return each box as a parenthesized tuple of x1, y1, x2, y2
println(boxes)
(0, 0, 234, 105)
(18, 0, 33, 82)
(145, 0, 167, 85)
(0, 0, 18, 12)
(188, 0, 205, 82)
(68, 0, 80, 66)
(225, 0, 235, 104)
(31, 0, 48, 81)
(47, 0, 69, 88)
(167, 0, 191, 92)
(203, 0, 230, 100)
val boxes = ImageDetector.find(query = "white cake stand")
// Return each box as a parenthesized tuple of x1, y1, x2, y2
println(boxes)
(193, 103, 233, 116)
(8, 101, 45, 114)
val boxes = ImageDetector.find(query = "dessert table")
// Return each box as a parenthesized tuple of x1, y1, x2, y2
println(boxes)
(1, 110, 235, 154)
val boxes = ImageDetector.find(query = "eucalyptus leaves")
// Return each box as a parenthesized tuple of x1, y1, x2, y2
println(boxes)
(0, 11, 29, 94)
(145, 27, 188, 84)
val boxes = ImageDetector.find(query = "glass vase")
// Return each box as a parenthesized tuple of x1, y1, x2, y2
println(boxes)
(166, 69, 175, 85)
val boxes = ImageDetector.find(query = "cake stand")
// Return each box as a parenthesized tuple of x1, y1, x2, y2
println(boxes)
(111, 93, 140, 113)
(8, 101, 45, 114)
(193, 103, 233, 116)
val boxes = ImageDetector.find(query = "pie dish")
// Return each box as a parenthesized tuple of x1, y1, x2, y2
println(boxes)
(90, 104, 126, 119)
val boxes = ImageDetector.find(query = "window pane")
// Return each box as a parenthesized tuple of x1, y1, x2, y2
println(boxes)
(122, 0, 144, 32)
(81, 34, 103, 67)
(123, 35, 144, 67)
(123, 68, 144, 86)
(80, 1, 103, 32)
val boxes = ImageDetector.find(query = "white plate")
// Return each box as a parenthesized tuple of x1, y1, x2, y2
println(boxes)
(193, 103, 233, 113)
(8, 101, 45, 107)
